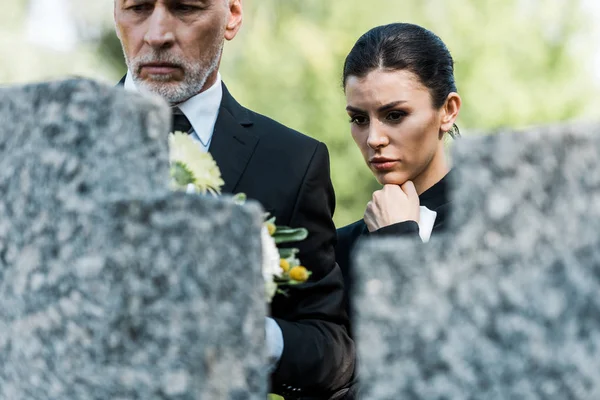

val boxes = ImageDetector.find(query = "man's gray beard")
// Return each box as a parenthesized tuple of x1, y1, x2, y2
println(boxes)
(123, 46, 222, 105)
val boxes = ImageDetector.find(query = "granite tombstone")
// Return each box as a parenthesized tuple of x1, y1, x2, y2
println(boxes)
(0, 79, 267, 399)
(354, 123, 600, 399)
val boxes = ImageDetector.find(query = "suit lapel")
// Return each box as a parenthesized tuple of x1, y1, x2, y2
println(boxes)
(209, 83, 258, 194)
(117, 76, 255, 193)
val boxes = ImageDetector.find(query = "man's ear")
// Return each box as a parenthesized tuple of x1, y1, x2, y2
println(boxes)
(224, 0, 243, 41)
(440, 92, 461, 133)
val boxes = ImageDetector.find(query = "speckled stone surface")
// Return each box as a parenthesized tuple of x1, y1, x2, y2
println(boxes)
(0, 80, 268, 399)
(0, 79, 171, 204)
(0, 195, 267, 399)
(353, 123, 600, 399)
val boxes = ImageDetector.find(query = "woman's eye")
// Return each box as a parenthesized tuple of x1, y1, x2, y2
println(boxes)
(386, 111, 406, 121)
(349, 115, 369, 126)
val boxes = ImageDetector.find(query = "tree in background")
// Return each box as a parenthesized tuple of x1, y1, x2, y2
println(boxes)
(4, 0, 599, 226)
(218, 0, 600, 225)
(1, 0, 116, 84)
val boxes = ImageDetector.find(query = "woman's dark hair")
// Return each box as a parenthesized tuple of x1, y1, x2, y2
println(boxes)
(343, 23, 459, 136)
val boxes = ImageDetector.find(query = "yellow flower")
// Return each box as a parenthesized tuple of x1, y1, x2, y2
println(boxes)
(168, 131, 224, 195)
(266, 222, 277, 236)
(289, 266, 309, 282)
(279, 259, 290, 273)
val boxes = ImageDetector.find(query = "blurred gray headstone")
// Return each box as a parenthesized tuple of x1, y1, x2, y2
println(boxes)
(0, 79, 268, 399)
(354, 123, 600, 399)
(0, 78, 170, 208)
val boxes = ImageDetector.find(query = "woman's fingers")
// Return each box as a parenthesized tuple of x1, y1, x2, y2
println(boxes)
(364, 181, 420, 232)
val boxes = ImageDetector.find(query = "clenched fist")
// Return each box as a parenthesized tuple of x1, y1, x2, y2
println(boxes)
(364, 181, 420, 232)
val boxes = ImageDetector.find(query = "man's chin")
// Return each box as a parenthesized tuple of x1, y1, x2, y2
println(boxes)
(136, 81, 196, 104)
(137, 78, 179, 92)
(139, 74, 180, 83)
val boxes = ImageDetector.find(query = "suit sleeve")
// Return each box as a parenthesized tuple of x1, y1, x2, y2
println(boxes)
(372, 220, 420, 237)
(270, 142, 356, 397)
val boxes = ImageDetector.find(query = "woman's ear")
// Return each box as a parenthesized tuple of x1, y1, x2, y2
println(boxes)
(440, 92, 461, 134)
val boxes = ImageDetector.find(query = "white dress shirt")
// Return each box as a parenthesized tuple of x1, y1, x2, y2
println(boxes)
(124, 71, 222, 152)
(418, 206, 437, 243)
(124, 71, 285, 368)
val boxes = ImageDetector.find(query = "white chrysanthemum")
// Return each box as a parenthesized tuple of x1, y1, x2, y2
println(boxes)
(168, 132, 224, 194)
(261, 225, 283, 302)
(265, 280, 278, 303)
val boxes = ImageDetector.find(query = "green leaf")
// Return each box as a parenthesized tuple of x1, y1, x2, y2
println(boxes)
(170, 162, 195, 186)
(278, 248, 298, 259)
(232, 192, 247, 205)
(274, 226, 305, 234)
(268, 394, 285, 400)
(273, 227, 308, 244)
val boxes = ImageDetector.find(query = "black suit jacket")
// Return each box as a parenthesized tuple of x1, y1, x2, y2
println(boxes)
(211, 84, 355, 398)
(118, 77, 355, 398)
(336, 172, 453, 337)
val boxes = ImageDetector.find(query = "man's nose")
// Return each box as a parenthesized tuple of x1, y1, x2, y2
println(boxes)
(144, 7, 176, 49)
(367, 122, 390, 150)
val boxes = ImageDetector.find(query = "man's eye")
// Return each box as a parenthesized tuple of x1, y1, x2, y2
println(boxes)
(174, 4, 198, 13)
(349, 115, 369, 126)
(127, 4, 152, 13)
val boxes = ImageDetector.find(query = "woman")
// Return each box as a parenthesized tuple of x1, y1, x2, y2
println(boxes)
(336, 23, 461, 328)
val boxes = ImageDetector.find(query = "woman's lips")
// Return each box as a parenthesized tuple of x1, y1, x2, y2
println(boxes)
(369, 158, 399, 171)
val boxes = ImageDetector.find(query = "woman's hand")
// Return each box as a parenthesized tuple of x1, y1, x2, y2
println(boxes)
(364, 181, 420, 232)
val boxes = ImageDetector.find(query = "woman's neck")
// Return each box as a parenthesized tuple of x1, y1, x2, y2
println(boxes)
(413, 144, 449, 195)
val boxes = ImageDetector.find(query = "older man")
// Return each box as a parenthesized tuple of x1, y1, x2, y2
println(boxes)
(114, 1, 355, 398)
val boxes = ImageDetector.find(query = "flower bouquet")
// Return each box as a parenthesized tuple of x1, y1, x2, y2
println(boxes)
(169, 132, 310, 302)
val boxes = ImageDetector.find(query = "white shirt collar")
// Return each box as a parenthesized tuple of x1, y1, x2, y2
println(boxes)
(124, 71, 223, 151)
(418, 206, 437, 243)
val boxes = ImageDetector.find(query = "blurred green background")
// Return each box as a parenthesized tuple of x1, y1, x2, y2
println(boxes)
(3, 0, 599, 226)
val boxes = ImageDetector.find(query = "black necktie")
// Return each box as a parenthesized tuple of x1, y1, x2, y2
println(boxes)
(171, 107, 192, 134)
